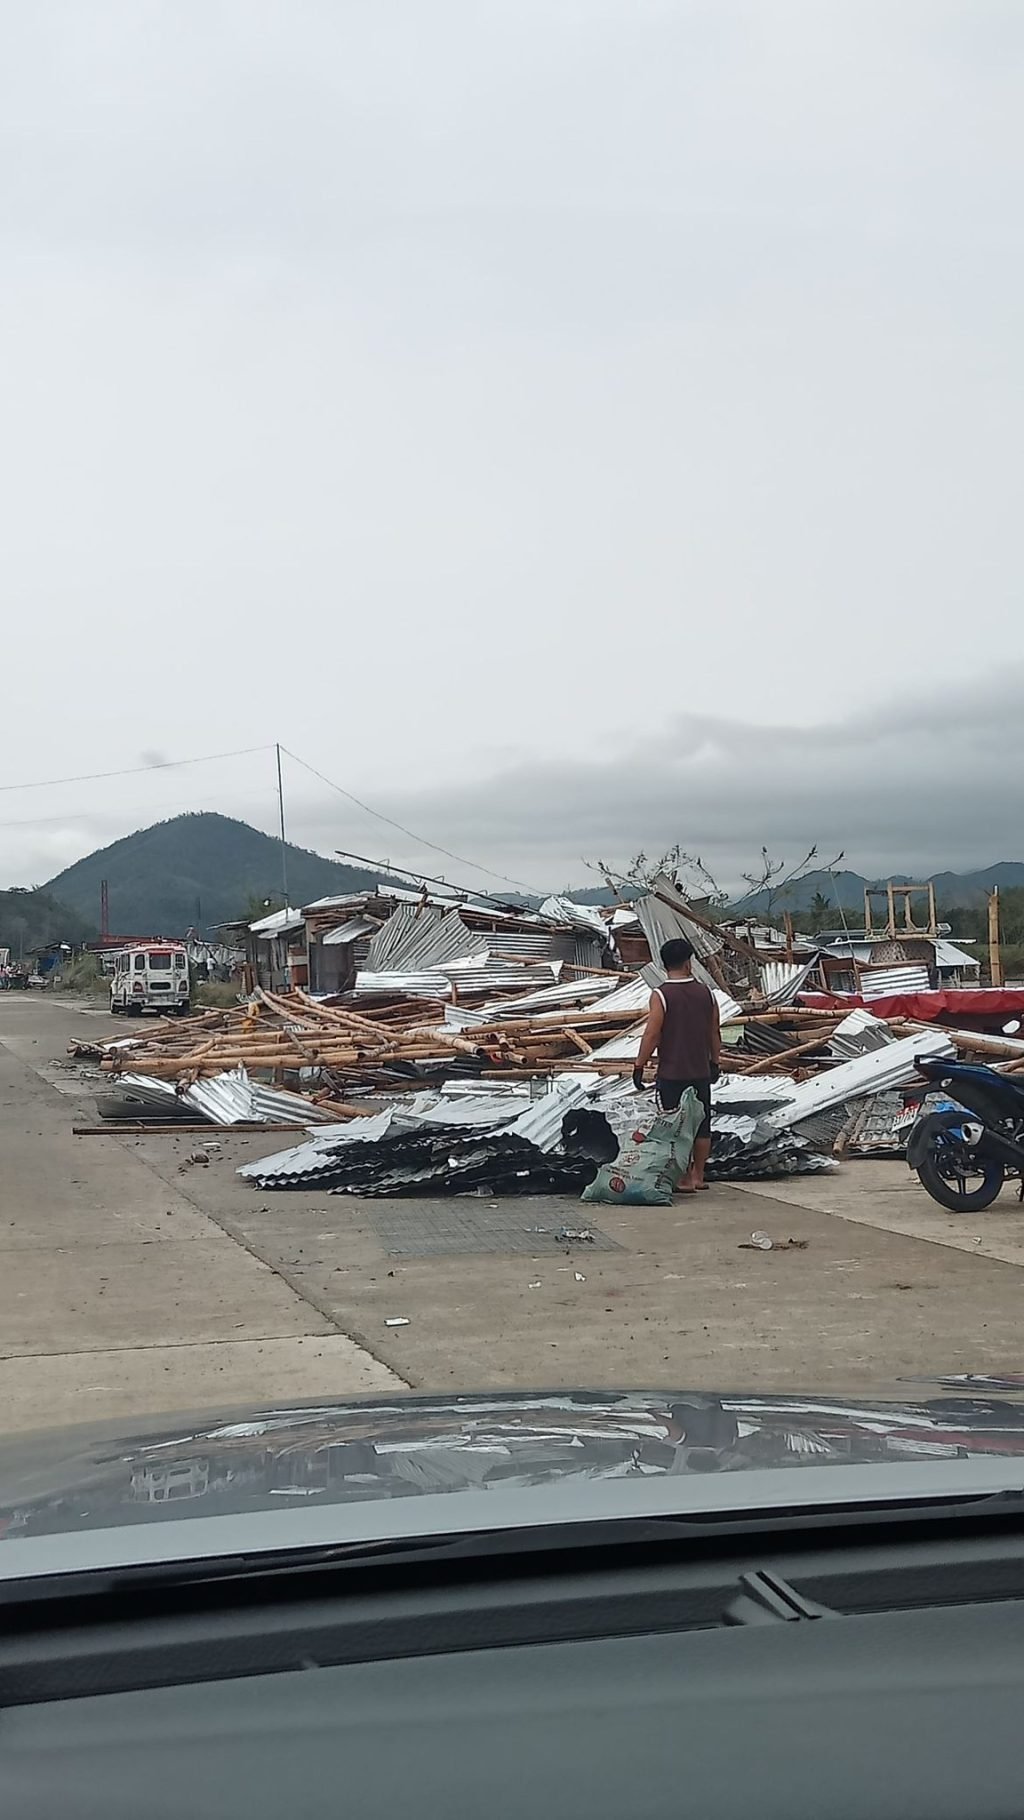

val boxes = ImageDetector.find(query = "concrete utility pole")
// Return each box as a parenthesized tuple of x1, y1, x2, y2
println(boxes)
(275, 743, 289, 906)
(988, 887, 1003, 988)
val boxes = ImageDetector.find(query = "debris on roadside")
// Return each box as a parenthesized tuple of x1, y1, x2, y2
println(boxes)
(738, 1234, 810, 1252)
(62, 870, 1024, 1190)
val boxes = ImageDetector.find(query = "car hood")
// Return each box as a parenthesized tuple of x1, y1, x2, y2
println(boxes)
(4, 1381, 1024, 1557)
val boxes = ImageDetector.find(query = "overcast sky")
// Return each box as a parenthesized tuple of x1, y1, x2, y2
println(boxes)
(2, 1, 1022, 897)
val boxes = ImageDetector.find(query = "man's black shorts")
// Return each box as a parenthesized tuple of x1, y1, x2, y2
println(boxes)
(656, 1077, 712, 1138)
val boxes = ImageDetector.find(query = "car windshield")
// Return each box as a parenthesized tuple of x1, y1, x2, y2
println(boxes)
(1, 3, 1022, 1510)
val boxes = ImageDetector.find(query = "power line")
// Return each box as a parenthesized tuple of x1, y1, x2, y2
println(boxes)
(0, 743, 272, 795)
(281, 746, 536, 896)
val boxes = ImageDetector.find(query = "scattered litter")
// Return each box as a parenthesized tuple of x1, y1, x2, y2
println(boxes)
(739, 1233, 810, 1252)
(556, 1226, 596, 1244)
(528, 1280, 542, 1290)
(384, 1317, 410, 1328)
(574, 1271, 586, 1282)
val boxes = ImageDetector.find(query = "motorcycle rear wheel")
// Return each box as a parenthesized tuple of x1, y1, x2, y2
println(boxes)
(917, 1142, 1005, 1212)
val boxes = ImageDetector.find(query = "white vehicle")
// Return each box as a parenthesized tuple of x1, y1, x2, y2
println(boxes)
(110, 944, 191, 1016)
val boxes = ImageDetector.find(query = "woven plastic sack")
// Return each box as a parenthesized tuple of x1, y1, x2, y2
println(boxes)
(580, 1093, 702, 1206)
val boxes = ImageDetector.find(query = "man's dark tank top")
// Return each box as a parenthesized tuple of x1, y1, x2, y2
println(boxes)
(655, 977, 715, 1079)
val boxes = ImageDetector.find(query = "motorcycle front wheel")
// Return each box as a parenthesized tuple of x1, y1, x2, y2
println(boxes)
(916, 1140, 1005, 1212)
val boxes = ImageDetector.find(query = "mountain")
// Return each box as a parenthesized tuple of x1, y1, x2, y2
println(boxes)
(731, 863, 1024, 917)
(43, 813, 409, 938)
(0, 887, 93, 957)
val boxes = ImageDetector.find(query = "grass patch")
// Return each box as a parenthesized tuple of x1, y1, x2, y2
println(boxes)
(193, 979, 242, 1009)
(56, 952, 108, 995)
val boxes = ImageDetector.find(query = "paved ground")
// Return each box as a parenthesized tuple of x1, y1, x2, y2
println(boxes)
(2, 993, 1023, 1435)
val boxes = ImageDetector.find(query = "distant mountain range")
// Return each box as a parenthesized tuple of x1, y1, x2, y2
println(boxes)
(3, 813, 1018, 943)
(732, 863, 1024, 916)
(42, 813, 410, 938)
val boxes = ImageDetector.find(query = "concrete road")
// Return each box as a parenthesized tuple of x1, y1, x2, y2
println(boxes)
(2, 992, 1022, 1436)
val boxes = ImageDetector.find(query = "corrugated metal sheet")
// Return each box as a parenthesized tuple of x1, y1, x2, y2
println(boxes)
(860, 965, 931, 1000)
(933, 940, 981, 972)
(635, 874, 724, 961)
(353, 970, 453, 997)
(587, 1025, 644, 1061)
(248, 907, 304, 938)
(762, 1030, 955, 1129)
(322, 917, 379, 946)
(828, 1008, 896, 1060)
(365, 905, 455, 972)
(506, 1073, 601, 1152)
(759, 959, 818, 1006)
(114, 1067, 334, 1126)
(538, 897, 610, 943)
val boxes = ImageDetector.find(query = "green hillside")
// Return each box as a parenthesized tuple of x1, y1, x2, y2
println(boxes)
(44, 813, 400, 937)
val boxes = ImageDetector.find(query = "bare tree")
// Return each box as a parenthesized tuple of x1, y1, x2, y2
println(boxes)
(739, 846, 845, 922)
(589, 845, 729, 907)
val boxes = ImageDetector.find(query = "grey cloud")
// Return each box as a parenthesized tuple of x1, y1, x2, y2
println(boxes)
(284, 667, 1024, 892)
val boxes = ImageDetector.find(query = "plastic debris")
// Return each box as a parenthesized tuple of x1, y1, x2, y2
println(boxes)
(739, 1233, 809, 1252)
(556, 1226, 596, 1244)
(384, 1317, 410, 1327)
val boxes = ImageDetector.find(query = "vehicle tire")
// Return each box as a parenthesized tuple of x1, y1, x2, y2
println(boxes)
(916, 1137, 1004, 1212)
(109, 1000, 121, 1016)
(176, 1002, 191, 1017)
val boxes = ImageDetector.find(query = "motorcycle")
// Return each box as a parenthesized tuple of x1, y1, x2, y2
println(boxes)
(907, 1052, 1024, 1212)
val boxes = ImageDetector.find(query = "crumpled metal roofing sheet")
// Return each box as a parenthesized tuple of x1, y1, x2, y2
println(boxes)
(828, 1008, 896, 1060)
(113, 1074, 183, 1110)
(760, 958, 818, 1006)
(365, 905, 453, 972)
(506, 1073, 601, 1152)
(762, 1029, 955, 1129)
(237, 1110, 402, 1181)
(635, 874, 724, 962)
(538, 896, 610, 943)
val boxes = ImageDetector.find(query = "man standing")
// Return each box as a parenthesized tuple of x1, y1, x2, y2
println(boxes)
(633, 937, 720, 1192)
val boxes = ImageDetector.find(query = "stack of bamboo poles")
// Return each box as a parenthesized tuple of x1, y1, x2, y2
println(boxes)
(70, 986, 1020, 1097)
(76, 987, 649, 1087)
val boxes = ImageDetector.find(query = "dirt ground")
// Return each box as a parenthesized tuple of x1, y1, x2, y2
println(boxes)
(2, 992, 1022, 1434)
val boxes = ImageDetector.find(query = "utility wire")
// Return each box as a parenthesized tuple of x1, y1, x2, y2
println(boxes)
(0, 744, 272, 795)
(281, 746, 536, 897)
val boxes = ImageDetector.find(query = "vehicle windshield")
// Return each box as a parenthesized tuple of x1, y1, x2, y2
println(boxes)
(1, 2, 1022, 1507)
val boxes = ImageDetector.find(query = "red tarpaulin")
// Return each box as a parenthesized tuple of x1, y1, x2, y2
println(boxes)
(799, 989, 1024, 1023)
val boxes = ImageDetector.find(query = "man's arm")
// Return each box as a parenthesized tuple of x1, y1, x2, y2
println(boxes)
(635, 991, 664, 1079)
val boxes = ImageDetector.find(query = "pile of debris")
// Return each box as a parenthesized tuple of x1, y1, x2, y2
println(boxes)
(67, 869, 1024, 1178)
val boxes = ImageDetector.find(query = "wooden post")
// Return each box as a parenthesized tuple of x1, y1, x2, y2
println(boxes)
(886, 880, 897, 938)
(783, 912, 794, 962)
(989, 888, 1003, 988)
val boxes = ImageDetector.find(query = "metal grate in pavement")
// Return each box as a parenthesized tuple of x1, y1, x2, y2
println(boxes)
(365, 1204, 622, 1258)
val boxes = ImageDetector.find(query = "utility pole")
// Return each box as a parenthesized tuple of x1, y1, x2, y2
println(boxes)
(100, 878, 109, 941)
(275, 743, 289, 906)
(989, 887, 1003, 988)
